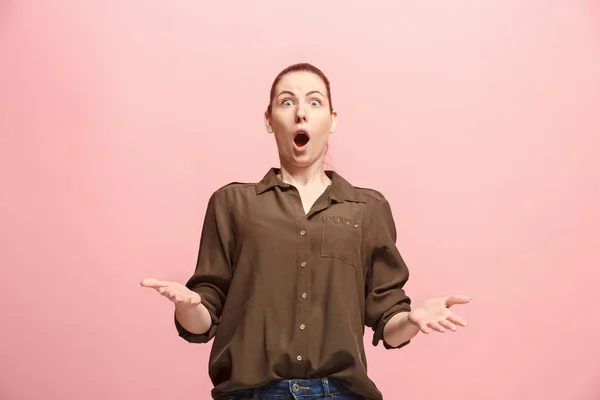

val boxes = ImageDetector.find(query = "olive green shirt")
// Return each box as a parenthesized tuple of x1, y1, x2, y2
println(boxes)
(175, 168, 412, 400)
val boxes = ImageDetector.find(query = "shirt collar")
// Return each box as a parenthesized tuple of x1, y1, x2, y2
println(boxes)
(255, 168, 365, 203)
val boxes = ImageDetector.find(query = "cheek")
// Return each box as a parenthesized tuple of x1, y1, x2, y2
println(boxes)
(316, 116, 333, 132)
(273, 132, 286, 143)
(273, 115, 292, 129)
(273, 132, 292, 149)
(312, 131, 330, 148)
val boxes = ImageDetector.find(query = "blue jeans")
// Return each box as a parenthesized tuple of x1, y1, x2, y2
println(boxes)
(224, 378, 364, 399)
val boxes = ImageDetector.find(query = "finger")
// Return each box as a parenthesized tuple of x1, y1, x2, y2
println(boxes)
(176, 293, 201, 305)
(158, 286, 169, 295)
(427, 321, 446, 333)
(438, 320, 457, 332)
(187, 296, 201, 305)
(418, 322, 431, 334)
(158, 287, 176, 300)
(447, 314, 468, 327)
(140, 278, 169, 288)
(445, 295, 471, 307)
(162, 290, 197, 304)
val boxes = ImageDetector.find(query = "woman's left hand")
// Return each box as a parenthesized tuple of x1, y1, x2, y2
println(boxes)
(408, 295, 471, 334)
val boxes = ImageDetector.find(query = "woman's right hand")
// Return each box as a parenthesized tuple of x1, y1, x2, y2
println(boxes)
(139, 278, 201, 306)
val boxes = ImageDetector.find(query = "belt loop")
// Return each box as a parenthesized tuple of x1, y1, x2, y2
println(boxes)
(321, 378, 331, 398)
(252, 386, 262, 400)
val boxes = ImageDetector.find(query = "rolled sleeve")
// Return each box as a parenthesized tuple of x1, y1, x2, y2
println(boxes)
(175, 189, 234, 343)
(364, 198, 412, 349)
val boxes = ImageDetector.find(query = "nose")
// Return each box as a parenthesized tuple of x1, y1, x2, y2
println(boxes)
(295, 104, 307, 123)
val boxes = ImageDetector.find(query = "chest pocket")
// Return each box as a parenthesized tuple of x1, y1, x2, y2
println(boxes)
(321, 215, 362, 267)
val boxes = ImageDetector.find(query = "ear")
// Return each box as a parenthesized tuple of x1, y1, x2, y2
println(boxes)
(329, 109, 338, 134)
(264, 110, 273, 133)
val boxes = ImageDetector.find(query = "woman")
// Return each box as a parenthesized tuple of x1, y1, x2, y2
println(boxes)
(140, 63, 471, 400)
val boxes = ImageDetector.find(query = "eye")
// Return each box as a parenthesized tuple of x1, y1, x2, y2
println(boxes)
(282, 99, 294, 106)
(309, 99, 321, 107)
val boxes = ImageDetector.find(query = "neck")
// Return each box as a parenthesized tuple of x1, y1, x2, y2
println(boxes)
(278, 160, 331, 188)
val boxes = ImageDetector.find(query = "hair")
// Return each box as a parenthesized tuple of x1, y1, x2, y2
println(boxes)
(266, 63, 333, 115)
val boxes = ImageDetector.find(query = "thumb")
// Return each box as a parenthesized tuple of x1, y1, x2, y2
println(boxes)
(445, 295, 471, 307)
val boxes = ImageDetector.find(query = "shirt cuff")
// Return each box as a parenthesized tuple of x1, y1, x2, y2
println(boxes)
(174, 294, 219, 344)
(372, 303, 412, 350)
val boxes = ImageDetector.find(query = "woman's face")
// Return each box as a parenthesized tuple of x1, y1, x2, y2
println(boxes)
(265, 71, 337, 169)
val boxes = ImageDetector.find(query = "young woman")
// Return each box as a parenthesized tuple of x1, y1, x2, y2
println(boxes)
(140, 63, 471, 400)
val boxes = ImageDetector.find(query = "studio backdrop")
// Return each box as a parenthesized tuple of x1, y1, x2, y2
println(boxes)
(1, 1, 599, 399)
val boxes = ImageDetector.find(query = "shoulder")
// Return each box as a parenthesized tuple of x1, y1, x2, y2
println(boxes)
(351, 185, 396, 221)
(333, 171, 390, 207)
(353, 186, 388, 204)
(206, 181, 256, 203)
(331, 170, 387, 205)
(214, 181, 256, 194)
(352, 186, 398, 232)
(203, 181, 258, 214)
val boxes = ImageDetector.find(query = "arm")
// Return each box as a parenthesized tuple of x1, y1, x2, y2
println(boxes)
(140, 277, 213, 335)
(383, 310, 420, 347)
(364, 197, 472, 347)
(174, 302, 212, 335)
(364, 197, 415, 349)
(175, 188, 235, 343)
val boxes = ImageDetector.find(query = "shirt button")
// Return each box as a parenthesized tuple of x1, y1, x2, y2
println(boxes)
(301, 261, 307, 267)
(297, 355, 302, 361)
(301, 293, 307, 299)
(300, 324, 306, 330)
(300, 230, 306, 236)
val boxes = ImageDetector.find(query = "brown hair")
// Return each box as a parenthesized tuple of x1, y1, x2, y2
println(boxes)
(266, 63, 333, 115)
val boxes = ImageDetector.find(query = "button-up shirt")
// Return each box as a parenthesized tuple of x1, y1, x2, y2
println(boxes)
(175, 168, 412, 400)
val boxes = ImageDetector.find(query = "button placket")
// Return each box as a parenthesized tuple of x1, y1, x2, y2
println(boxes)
(294, 222, 310, 372)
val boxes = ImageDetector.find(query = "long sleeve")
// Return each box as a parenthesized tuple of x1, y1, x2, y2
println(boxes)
(364, 198, 412, 349)
(175, 189, 235, 343)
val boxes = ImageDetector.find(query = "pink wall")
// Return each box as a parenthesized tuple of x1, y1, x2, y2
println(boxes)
(1, 1, 599, 399)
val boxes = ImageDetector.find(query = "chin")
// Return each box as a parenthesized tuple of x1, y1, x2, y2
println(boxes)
(283, 153, 319, 168)
(288, 159, 312, 168)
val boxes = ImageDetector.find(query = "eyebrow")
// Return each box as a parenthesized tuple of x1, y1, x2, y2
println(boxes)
(277, 90, 325, 98)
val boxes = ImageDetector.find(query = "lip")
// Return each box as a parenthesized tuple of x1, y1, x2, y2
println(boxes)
(293, 129, 310, 150)
(294, 129, 310, 139)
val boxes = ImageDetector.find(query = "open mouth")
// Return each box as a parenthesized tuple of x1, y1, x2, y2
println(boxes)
(293, 130, 310, 147)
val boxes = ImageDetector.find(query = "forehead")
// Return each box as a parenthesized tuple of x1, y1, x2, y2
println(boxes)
(275, 71, 327, 94)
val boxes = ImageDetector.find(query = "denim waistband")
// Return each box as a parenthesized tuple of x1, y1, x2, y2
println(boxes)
(229, 378, 354, 398)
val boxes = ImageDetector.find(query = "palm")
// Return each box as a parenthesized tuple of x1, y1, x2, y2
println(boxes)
(408, 295, 471, 334)
(139, 278, 201, 306)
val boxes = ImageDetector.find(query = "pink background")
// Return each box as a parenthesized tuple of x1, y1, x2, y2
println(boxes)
(1, 1, 599, 399)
